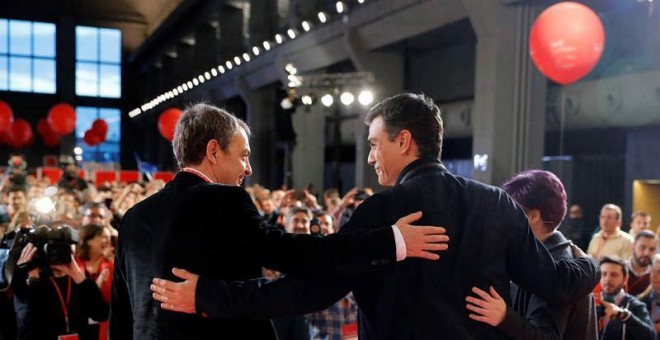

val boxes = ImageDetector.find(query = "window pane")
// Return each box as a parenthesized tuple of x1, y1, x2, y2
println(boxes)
(99, 28, 121, 63)
(76, 106, 98, 139)
(0, 56, 7, 90)
(33, 22, 56, 58)
(9, 56, 31, 91)
(33, 59, 56, 93)
(99, 108, 121, 143)
(99, 64, 121, 98)
(76, 62, 98, 96)
(0, 20, 7, 54)
(9, 20, 31, 56)
(76, 26, 98, 61)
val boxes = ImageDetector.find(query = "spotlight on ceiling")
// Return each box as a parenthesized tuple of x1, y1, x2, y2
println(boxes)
(358, 90, 374, 106)
(321, 94, 334, 107)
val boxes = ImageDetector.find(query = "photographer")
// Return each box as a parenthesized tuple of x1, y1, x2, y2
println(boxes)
(11, 226, 109, 340)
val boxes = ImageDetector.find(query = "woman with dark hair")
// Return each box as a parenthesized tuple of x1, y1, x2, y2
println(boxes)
(76, 224, 114, 340)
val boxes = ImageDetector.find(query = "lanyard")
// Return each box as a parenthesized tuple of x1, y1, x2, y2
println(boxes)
(50, 276, 72, 333)
(181, 168, 213, 183)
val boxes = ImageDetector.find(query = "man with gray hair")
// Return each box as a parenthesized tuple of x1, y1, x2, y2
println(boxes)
(110, 103, 448, 339)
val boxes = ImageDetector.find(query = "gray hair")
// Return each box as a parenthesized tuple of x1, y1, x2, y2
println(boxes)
(172, 103, 251, 168)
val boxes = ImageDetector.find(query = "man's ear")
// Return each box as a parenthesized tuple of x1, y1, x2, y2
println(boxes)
(398, 130, 413, 153)
(206, 140, 221, 164)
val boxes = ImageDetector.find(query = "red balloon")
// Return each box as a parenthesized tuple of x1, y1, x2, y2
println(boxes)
(83, 129, 103, 146)
(158, 108, 182, 142)
(47, 103, 76, 135)
(5, 119, 33, 148)
(529, 2, 605, 85)
(91, 119, 109, 141)
(42, 132, 60, 148)
(0, 100, 13, 133)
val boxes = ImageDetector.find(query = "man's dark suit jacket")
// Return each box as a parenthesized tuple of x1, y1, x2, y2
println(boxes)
(192, 158, 600, 339)
(109, 171, 398, 340)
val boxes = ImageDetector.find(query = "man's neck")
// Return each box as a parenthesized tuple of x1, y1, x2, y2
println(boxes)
(183, 164, 216, 183)
(601, 228, 618, 239)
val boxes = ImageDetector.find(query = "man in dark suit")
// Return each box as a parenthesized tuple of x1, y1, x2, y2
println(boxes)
(151, 94, 600, 339)
(110, 103, 447, 340)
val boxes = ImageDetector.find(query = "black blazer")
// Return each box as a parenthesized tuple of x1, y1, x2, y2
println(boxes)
(109, 171, 396, 340)
(192, 158, 600, 339)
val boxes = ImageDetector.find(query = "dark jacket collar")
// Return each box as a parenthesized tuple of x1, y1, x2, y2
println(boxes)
(395, 157, 444, 185)
(173, 171, 210, 186)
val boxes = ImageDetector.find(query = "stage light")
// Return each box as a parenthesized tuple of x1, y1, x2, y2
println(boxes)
(302, 21, 311, 32)
(318, 12, 327, 23)
(336, 1, 345, 14)
(358, 90, 374, 105)
(321, 94, 334, 107)
(340, 92, 354, 105)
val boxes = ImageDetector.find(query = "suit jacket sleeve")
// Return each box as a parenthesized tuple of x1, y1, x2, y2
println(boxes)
(109, 237, 133, 340)
(504, 201, 600, 304)
(227, 187, 396, 275)
(497, 298, 561, 340)
(622, 298, 655, 340)
(196, 274, 354, 319)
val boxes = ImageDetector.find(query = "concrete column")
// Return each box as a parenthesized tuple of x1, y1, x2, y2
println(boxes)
(344, 28, 405, 191)
(236, 78, 278, 188)
(176, 37, 195, 83)
(219, 5, 244, 62)
(193, 22, 219, 75)
(290, 104, 326, 193)
(248, 0, 277, 47)
(462, 0, 547, 186)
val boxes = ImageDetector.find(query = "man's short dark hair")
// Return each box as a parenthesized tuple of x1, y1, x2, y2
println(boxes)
(599, 255, 628, 277)
(172, 103, 251, 168)
(631, 211, 651, 221)
(365, 93, 443, 159)
(502, 170, 567, 231)
(634, 230, 656, 244)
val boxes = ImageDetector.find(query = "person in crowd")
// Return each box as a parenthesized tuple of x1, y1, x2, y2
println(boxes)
(588, 204, 634, 261)
(595, 256, 654, 339)
(465, 169, 597, 339)
(307, 212, 357, 340)
(638, 254, 660, 338)
(81, 203, 117, 257)
(111, 102, 447, 340)
(630, 212, 653, 239)
(76, 224, 114, 340)
(13, 237, 109, 340)
(558, 203, 590, 251)
(0, 186, 28, 225)
(57, 156, 88, 192)
(626, 231, 657, 296)
(151, 93, 599, 339)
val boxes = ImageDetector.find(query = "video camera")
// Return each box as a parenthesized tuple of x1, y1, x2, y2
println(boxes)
(13, 225, 79, 271)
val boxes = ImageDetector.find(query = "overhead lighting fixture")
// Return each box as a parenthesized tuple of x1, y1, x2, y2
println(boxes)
(243, 53, 251, 62)
(358, 90, 374, 105)
(358, 0, 365, 3)
(177, 85, 183, 92)
(321, 94, 334, 107)
(234, 56, 241, 65)
(263, 41, 271, 50)
(211, 68, 217, 77)
(336, 1, 345, 14)
(318, 12, 327, 23)
(340, 92, 354, 105)
(192, 78, 199, 86)
(218, 65, 225, 74)
(301, 95, 314, 105)
(198, 75, 205, 83)
(285, 63, 297, 75)
(252, 46, 260, 56)
(280, 98, 294, 110)
(302, 21, 311, 32)
(204, 72, 211, 80)
(173, 89, 179, 96)
(226, 61, 233, 69)
(287, 29, 296, 39)
(182, 83, 189, 91)
(187, 81, 193, 88)
(275, 34, 284, 44)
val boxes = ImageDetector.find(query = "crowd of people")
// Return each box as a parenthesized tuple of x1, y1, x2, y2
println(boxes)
(0, 93, 658, 340)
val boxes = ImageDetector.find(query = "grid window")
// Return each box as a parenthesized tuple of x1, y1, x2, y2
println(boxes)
(75, 106, 121, 163)
(75, 26, 121, 98)
(0, 19, 56, 93)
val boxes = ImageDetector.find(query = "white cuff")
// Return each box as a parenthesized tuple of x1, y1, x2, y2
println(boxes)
(391, 225, 407, 261)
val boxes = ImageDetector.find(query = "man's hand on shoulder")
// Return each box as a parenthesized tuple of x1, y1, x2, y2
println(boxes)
(395, 211, 448, 260)
(151, 268, 199, 314)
